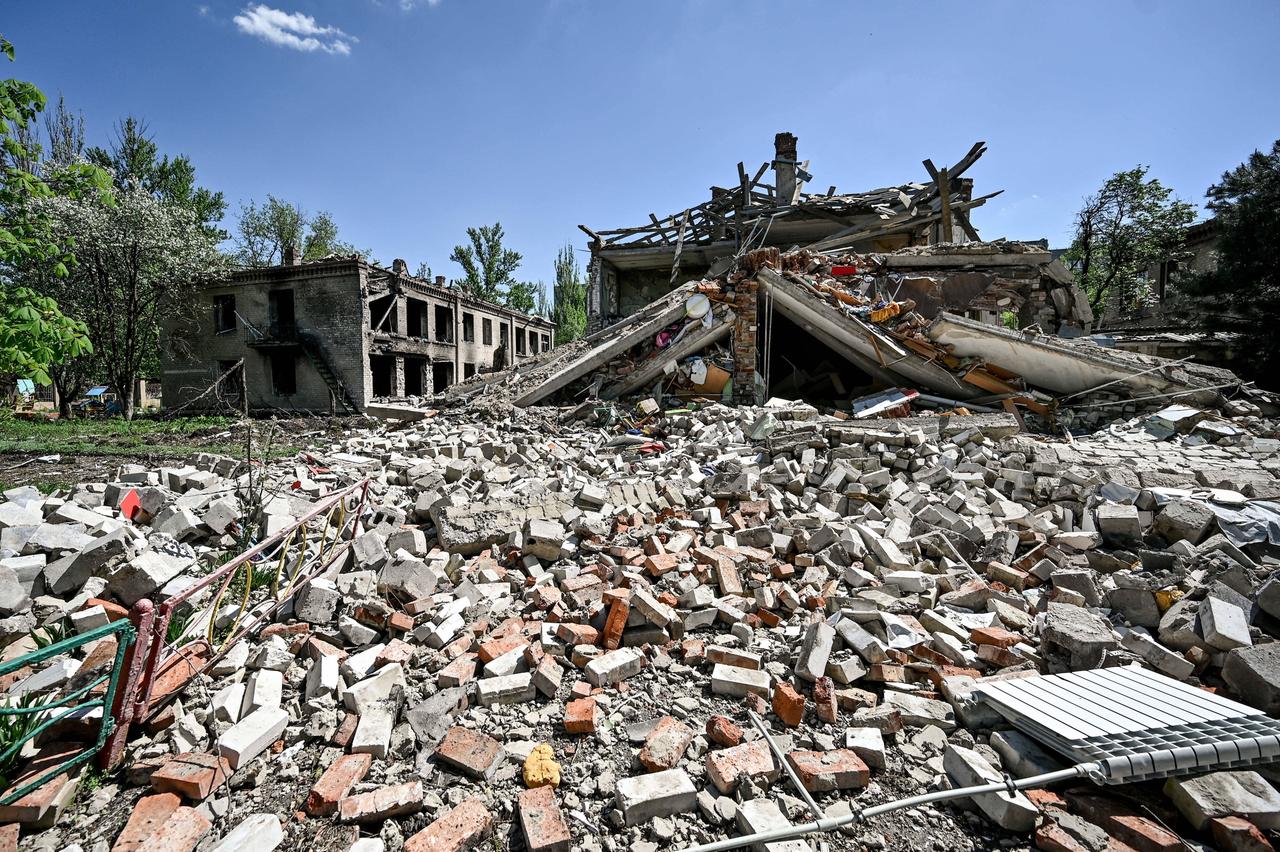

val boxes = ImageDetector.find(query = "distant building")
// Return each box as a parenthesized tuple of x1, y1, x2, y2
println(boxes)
(1100, 219, 1233, 364)
(161, 250, 555, 415)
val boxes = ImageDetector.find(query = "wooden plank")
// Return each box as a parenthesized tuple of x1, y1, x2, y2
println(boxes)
(939, 166, 953, 243)
(601, 309, 735, 399)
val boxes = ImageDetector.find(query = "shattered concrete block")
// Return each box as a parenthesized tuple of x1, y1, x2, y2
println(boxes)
(1164, 771, 1280, 831)
(615, 768, 697, 826)
(1223, 644, 1280, 714)
(943, 743, 1038, 832)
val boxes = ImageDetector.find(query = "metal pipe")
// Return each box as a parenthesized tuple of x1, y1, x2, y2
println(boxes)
(676, 764, 1093, 852)
(745, 710, 822, 820)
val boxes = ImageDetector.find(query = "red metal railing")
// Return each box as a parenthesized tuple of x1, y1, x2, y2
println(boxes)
(123, 479, 370, 728)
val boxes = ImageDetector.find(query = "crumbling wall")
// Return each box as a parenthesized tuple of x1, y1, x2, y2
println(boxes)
(161, 261, 370, 414)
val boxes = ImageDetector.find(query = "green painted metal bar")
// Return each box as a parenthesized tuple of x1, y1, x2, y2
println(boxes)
(0, 618, 134, 805)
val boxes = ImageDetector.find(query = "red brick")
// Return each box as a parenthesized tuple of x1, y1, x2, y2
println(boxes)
(437, 653, 479, 688)
(333, 713, 358, 748)
(771, 682, 806, 727)
(0, 823, 17, 852)
(86, 597, 130, 621)
(644, 553, 679, 577)
(435, 727, 501, 779)
(338, 780, 424, 823)
(705, 740, 778, 795)
(375, 638, 415, 668)
(304, 636, 348, 662)
(404, 797, 494, 852)
(563, 698, 600, 734)
(306, 752, 372, 816)
(1025, 788, 1068, 810)
(835, 687, 877, 711)
(602, 597, 630, 651)
(638, 716, 695, 772)
(569, 680, 593, 700)
(554, 624, 599, 646)
(1035, 821, 1093, 852)
(114, 793, 183, 852)
(518, 784, 572, 852)
(0, 740, 82, 826)
(150, 752, 230, 801)
(144, 806, 210, 852)
(388, 611, 415, 633)
(1210, 816, 1275, 852)
(477, 634, 527, 664)
(970, 626, 1021, 648)
(812, 676, 838, 724)
(1066, 792, 1183, 852)
(785, 749, 870, 792)
(706, 715, 743, 747)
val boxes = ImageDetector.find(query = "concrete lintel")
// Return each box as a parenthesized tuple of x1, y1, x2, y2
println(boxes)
(601, 309, 736, 400)
(516, 285, 697, 406)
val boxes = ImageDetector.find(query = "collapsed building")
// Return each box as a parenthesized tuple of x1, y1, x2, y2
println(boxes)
(161, 250, 555, 415)
(449, 135, 1265, 432)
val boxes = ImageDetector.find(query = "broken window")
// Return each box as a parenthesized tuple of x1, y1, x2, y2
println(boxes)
(516, 328, 527, 356)
(269, 290, 295, 339)
(407, 299, 428, 337)
(370, 354, 395, 396)
(462, 312, 475, 342)
(541, 334, 550, 351)
(369, 294, 397, 334)
(499, 323, 509, 349)
(269, 352, 296, 396)
(432, 361, 454, 390)
(464, 362, 476, 379)
(217, 359, 243, 407)
(213, 294, 236, 334)
(404, 357, 426, 396)
(482, 318, 493, 346)
(434, 305, 454, 343)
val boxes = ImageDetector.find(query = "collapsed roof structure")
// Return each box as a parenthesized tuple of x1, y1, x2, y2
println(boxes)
(580, 133, 1002, 331)
(440, 132, 1269, 430)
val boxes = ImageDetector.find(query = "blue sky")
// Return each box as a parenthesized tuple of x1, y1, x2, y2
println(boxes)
(6, 1, 1280, 289)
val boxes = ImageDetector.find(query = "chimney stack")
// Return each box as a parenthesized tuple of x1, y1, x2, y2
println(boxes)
(282, 244, 300, 266)
(392, 258, 408, 276)
(773, 132, 798, 205)
(435, 276, 447, 287)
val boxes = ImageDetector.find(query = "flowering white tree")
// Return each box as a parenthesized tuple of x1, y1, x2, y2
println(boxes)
(40, 188, 225, 418)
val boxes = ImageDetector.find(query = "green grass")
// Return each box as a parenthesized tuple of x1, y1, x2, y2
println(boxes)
(0, 415, 242, 458)
(0, 415, 237, 457)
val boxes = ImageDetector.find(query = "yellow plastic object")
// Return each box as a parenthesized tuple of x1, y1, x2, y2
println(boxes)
(523, 743, 561, 788)
(1155, 588, 1184, 612)
(869, 302, 902, 323)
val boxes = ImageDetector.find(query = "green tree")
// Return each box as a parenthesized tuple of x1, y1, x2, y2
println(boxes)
(1178, 139, 1280, 383)
(40, 188, 225, 419)
(0, 37, 108, 386)
(1063, 166, 1195, 321)
(504, 280, 538, 315)
(4, 92, 99, 413)
(86, 116, 225, 237)
(234, 197, 368, 266)
(551, 243, 586, 344)
(449, 222, 522, 304)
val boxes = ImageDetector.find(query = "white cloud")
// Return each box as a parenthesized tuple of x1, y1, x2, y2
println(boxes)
(233, 4, 355, 55)
(399, 0, 442, 9)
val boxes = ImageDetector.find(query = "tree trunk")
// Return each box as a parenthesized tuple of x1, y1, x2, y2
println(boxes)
(119, 376, 135, 421)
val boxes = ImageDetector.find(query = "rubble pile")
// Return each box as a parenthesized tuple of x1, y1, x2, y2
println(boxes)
(2, 400, 1280, 852)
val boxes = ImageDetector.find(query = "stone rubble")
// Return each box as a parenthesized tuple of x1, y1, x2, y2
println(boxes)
(1, 400, 1279, 851)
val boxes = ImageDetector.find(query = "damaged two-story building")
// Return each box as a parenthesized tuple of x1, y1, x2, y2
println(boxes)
(160, 250, 555, 415)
